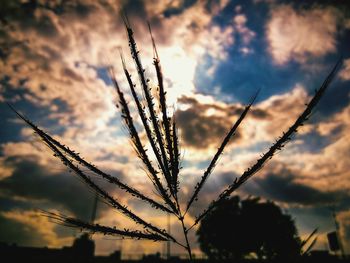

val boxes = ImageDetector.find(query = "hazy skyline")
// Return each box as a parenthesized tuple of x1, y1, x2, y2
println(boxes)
(1, 0, 350, 256)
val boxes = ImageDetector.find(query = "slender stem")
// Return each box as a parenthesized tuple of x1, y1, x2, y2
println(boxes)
(172, 192, 192, 260)
(172, 239, 188, 251)
(180, 216, 192, 260)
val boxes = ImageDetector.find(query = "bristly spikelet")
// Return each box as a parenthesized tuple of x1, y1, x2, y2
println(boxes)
(44, 211, 168, 241)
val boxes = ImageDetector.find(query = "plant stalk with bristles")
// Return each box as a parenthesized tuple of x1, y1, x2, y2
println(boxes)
(10, 17, 342, 260)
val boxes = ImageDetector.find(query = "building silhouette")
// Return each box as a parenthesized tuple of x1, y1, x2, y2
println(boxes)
(1, 233, 122, 263)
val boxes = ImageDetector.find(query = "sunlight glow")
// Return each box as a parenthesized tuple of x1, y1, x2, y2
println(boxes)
(159, 46, 197, 103)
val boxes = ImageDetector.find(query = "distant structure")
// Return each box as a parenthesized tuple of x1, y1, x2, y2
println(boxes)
(1, 233, 122, 263)
(327, 209, 346, 258)
(1, 233, 95, 263)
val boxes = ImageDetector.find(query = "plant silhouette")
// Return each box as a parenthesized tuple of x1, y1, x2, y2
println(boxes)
(9, 19, 342, 260)
(197, 196, 317, 261)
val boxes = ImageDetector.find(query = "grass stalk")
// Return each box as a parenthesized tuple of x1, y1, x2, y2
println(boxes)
(123, 18, 173, 195)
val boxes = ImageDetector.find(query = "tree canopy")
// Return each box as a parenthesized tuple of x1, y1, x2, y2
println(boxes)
(196, 196, 302, 261)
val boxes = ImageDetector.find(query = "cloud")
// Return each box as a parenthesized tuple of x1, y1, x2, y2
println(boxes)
(233, 13, 256, 52)
(233, 10, 256, 55)
(171, 84, 312, 161)
(254, 85, 313, 139)
(0, 0, 235, 156)
(0, 209, 73, 247)
(266, 5, 339, 64)
(0, 157, 13, 179)
(176, 96, 240, 149)
(143, 0, 234, 99)
(175, 91, 284, 149)
(339, 58, 350, 81)
(0, 211, 53, 247)
(275, 103, 350, 193)
(0, 156, 112, 219)
(251, 168, 349, 206)
(0, 152, 182, 254)
(180, 83, 350, 226)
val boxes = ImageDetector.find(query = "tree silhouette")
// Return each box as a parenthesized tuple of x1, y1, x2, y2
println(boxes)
(197, 196, 302, 261)
(9, 17, 341, 259)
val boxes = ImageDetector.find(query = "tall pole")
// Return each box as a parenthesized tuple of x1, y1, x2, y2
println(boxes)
(332, 209, 345, 258)
(167, 213, 171, 259)
(90, 193, 98, 224)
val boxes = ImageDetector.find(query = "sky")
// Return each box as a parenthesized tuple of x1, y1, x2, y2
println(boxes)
(1, 0, 350, 258)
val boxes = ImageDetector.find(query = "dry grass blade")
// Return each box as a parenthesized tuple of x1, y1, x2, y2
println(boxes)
(185, 91, 259, 213)
(302, 237, 318, 256)
(43, 211, 168, 241)
(44, 138, 174, 241)
(8, 103, 173, 214)
(300, 228, 318, 251)
(45, 139, 173, 241)
(190, 59, 342, 229)
(109, 67, 177, 213)
(148, 22, 177, 195)
(172, 119, 180, 194)
(7, 108, 174, 241)
(119, 54, 165, 177)
(123, 19, 172, 191)
(115, 58, 178, 214)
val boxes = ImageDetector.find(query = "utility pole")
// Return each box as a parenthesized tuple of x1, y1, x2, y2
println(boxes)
(332, 209, 345, 258)
(167, 213, 171, 259)
(90, 193, 98, 224)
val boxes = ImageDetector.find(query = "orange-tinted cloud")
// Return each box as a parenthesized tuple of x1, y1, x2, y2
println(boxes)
(266, 5, 339, 64)
(339, 58, 350, 81)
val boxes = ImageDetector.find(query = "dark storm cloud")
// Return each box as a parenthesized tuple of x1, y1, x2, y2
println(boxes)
(249, 170, 350, 206)
(0, 213, 47, 246)
(0, 0, 95, 24)
(0, 156, 118, 220)
(176, 95, 271, 148)
(0, 1, 60, 39)
(121, 0, 147, 17)
(176, 96, 232, 148)
(0, 0, 98, 67)
(179, 95, 271, 119)
(176, 106, 234, 148)
(0, 1, 37, 25)
(226, 104, 270, 119)
(249, 108, 270, 119)
(0, 196, 33, 212)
